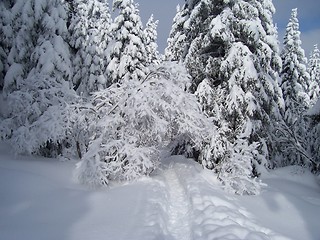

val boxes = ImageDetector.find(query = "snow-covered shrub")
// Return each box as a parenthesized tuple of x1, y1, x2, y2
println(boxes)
(75, 62, 211, 186)
(198, 121, 264, 195)
(305, 98, 320, 172)
(273, 118, 313, 168)
(216, 139, 263, 195)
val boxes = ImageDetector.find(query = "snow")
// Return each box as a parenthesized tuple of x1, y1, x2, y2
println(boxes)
(1, 143, 320, 240)
(307, 97, 320, 116)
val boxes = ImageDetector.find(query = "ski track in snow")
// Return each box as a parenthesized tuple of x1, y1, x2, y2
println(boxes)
(163, 166, 192, 240)
(155, 158, 291, 240)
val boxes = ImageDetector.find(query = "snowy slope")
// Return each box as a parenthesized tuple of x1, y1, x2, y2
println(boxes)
(1, 143, 320, 240)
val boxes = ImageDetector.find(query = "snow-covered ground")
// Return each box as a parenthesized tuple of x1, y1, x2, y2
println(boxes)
(1, 143, 320, 240)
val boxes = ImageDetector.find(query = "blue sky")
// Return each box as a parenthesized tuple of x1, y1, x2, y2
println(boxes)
(135, 0, 320, 55)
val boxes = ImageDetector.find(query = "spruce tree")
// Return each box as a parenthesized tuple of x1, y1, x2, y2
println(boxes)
(4, 0, 36, 94)
(164, 4, 190, 61)
(176, 0, 284, 194)
(69, 0, 112, 95)
(0, 1, 13, 90)
(280, 8, 310, 126)
(144, 15, 160, 65)
(106, 0, 148, 84)
(306, 98, 320, 172)
(277, 8, 312, 167)
(308, 44, 320, 104)
(0, 0, 75, 156)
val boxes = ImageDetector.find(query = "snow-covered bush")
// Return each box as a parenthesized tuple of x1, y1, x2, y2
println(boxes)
(217, 139, 263, 195)
(306, 98, 320, 172)
(199, 120, 264, 195)
(75, 62, 211, 186)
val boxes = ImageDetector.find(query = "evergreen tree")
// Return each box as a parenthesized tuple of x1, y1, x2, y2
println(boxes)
(106, 0, 148, 84)
(276, 8, 312, 168)
(306, 98, 320, 172)
(4, 0, 35, 94)
(280, 8, 310, 126)
(0, 1, 14, 90)
(0, 0, 75, 156)
(178, 0, 284, 194)
(144, 14, 160, 65)
(69, 0, 112, 95)
(164, 4, 190, 61)
(308, 44, 320, 104)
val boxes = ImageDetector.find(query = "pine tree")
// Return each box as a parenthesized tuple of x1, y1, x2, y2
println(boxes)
(308, 44, 320, 104)
(69, 0, 112, 95)
(280, 8, 310, 126)
(144, 15, 160, 65)
(106, 0, 148, 84)
(179, 0, 284, 194)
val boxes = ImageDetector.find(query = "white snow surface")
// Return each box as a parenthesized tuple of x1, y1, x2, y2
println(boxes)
(1, 143, 320, 240)
(307, 97, 320, 116)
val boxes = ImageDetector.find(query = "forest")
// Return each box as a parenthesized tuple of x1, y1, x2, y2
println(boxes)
(0, 0, 320, 195)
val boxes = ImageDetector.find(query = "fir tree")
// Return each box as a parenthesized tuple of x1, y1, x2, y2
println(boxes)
(69, 0, 112, 95)
(308, 44, 320, 104)
(280, 8, 310, 126)
(0, 0, 75, 156)
(179, 0, 284, 194)
(0, 1, 14, 90)
(106, 0, 148, 84)
(4, 0, 35, 94)
(164, 4, 190, 61)
(305, 98, 320, 172)
(276, 8, 312, 168)
(144, 14, 160, 65)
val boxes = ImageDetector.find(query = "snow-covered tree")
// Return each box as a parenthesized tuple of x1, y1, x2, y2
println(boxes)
(164, 4, 190, 61)
(177, 0, 285, 194)
(74, 62, 211, 186)
(144, 14, 160, 65)
(308, 44, 320, 104)
(305, 98, 320, 172)
(275, 9, 311, 167)
(3, 0, 72, 94)
(106, 0, 148, 85)
(280, 8, 310, 126)
(0, 1, 14, 90)
(3, 0, 33, 94)
(0, 0, 75, 156)
(69, 0, 112, 95)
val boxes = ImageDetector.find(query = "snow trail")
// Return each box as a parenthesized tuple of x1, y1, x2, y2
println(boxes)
(163, 166, 192, 240)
